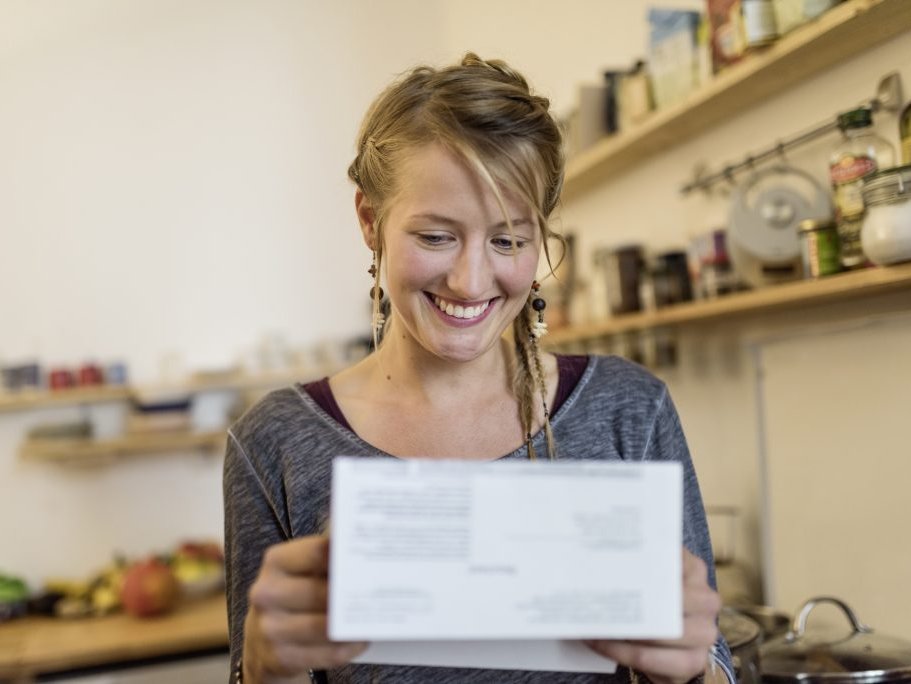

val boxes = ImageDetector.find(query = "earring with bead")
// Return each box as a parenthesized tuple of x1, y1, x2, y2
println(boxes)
(368, 252, 385, 334)
(529, 280, 547, 339)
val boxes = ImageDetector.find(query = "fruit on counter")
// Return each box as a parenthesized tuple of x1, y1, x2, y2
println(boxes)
(44, 557, 127, 617)
(0, 573, 29, 621)
(121, 557, 180, 617)
(171, 540, 225, 599)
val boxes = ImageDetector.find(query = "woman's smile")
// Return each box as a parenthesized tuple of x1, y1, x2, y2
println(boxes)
(425, 292, 497, 326)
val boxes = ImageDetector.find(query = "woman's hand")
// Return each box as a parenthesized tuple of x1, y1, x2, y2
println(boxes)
(242, 536, 368, 683)
(584, 549, 722, 684)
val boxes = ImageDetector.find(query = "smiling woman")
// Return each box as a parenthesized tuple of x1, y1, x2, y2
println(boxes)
(223, 53, 736, 684)
(361, 144, 542, 371)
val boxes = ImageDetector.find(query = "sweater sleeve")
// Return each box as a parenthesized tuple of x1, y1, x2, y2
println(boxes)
(222, 430, 291, 678)
(642, 387, 737, 684)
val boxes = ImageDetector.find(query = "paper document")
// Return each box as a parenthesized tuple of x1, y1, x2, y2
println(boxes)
(328, 457, 682, 673)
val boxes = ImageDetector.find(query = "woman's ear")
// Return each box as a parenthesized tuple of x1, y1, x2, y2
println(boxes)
(355, 189, 378, 250)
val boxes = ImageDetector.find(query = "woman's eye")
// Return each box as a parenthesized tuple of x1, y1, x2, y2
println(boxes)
(417, 233, 451, 246)
(492, 236, 527, 250)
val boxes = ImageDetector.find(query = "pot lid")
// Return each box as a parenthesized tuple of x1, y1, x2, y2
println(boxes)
(760, 597, 911, 684)
(720, 607, 761, 650)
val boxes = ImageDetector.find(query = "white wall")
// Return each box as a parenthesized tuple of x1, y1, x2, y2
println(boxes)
(1, 1, 909, 625)
(0, 0, 451, 586)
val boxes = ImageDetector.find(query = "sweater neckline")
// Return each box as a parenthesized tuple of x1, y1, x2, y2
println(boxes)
(291, 355, 598, 462)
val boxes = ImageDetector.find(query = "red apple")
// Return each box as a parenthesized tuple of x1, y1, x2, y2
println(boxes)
(121, 558, 180, 617)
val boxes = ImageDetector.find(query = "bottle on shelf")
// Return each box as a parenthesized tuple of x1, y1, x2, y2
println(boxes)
(900, 99, 911, 165)
(828, 107, 895, 269)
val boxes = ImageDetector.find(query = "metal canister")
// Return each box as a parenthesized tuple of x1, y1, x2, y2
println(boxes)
(798, 218, 841, 278)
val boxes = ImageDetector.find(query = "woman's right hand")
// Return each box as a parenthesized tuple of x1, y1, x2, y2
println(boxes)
(242, 535, 368, 683)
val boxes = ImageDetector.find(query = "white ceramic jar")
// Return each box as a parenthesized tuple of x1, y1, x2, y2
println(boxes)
(861, 165, 911, 265)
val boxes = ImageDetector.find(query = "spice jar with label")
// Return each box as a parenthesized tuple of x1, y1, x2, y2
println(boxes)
(797, 218, 841, 278)
(829, 107, 895, 269)
(861, 165, 911, 265)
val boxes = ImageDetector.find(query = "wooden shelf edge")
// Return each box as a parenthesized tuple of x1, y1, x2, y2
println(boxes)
(19, 431, 226, 463)
(0, 366, 323, 414)
(0, 385, 132, 412)
(561, 0, 911, 199)
(546, 262, 911, 345)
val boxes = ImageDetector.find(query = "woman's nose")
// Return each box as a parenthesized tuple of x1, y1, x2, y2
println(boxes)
(446, 244, 492, 300)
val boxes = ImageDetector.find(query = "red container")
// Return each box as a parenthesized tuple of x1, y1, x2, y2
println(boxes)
(49, 369, 76, 390)
(78, 364, 104, 386)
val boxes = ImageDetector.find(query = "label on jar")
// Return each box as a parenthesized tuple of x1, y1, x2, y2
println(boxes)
(831, 154, 877, 218)
(836, 216, 866, 268)
(801, 227, 841, 277)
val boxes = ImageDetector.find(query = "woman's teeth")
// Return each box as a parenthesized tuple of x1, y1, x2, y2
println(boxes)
(432, 295, 490, 320)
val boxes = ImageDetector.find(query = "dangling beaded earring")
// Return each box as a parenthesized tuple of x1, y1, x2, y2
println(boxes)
(529, 281, 548, 339)
(368, 252, 385, 334)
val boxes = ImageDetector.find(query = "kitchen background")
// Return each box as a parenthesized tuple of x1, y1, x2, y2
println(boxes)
(1, 0, 910, 680)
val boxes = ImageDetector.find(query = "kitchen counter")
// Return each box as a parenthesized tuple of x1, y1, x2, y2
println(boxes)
(0, 593, 228, 681)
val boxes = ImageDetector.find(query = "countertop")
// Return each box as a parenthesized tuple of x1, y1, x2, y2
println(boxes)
(0, 593, 228, 680)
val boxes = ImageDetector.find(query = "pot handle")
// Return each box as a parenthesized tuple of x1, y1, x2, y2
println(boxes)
(789, 596, 872, 639)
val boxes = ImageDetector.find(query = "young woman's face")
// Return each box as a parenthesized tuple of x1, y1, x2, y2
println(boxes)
(369, 144, 542, 364)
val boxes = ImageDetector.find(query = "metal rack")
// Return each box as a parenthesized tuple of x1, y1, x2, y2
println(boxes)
(680, 72, 903, 194)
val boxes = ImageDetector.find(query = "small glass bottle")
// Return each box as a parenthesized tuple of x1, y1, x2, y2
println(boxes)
(829, 107, 895, 269)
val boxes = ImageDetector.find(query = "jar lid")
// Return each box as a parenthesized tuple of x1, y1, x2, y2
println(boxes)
(798, 218, 835, 233)
(862, 164, 911, 207)
(838, 107, 873, 130)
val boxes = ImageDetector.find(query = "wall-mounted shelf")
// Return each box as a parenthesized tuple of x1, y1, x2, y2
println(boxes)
(546, 262, 911, 346)
(19, 430, 226, 464)
(562, 0, 911, 201)
(0, 367, 316, 414)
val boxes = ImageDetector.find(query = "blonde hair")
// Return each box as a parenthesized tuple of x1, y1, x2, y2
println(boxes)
(348, 53, 565, 459)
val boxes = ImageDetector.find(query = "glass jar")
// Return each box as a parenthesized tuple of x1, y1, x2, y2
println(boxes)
(797, 218, 841, 278)
(829, 107, 895, 269)
(860, 165, 911, 265)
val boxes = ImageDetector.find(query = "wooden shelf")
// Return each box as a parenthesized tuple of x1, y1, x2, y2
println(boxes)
(546, 262, 911, 346)
(562, 0, 911, 200)
(0, 367, 316, 414)
(0, 385, 132, 412)
(0, 593, 227, 680)
(19, 430, 226, 464)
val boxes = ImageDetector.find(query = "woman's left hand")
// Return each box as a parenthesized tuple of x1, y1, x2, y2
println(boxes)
(584, 548, 723, 684)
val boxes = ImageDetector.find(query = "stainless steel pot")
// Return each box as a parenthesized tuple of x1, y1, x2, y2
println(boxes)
(760, 597, 911, 684)
(732, 604, 791, 641)
(720, 607, 762, 684)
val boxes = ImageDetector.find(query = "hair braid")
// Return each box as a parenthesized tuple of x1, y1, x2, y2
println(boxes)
(513, 313, 538, 460)
(513, 300, 556, 460)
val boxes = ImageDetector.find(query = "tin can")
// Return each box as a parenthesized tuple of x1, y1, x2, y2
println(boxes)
(798, 218, 841, 278)
(743, 0, 779, 46)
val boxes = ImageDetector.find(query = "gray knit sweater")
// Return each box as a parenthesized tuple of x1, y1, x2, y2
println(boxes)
(223, 355, 734, 683)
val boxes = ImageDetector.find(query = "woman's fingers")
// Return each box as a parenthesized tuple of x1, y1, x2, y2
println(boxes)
(617, 616, 719, 649)
(250, 574, 329, 612)
(583, 549, 723, 684)
(586, 639, 710, 683)
(255, 609, 332, 645)
(249, 536, 331, 611)
(261, 535, 330, 576)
